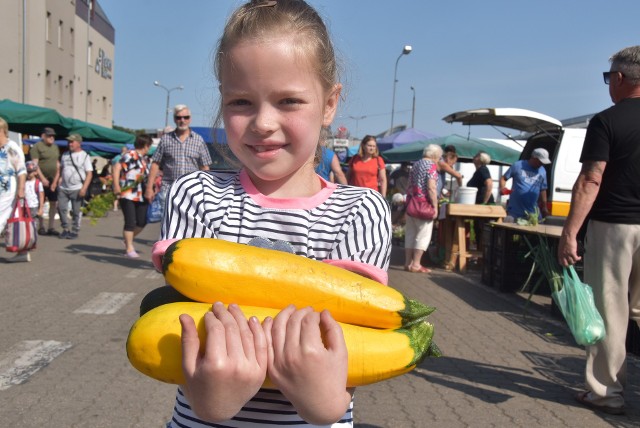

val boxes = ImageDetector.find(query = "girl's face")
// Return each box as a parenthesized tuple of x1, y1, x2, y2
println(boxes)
(220, 37, 340, 196)
(363, 140, 377, 156)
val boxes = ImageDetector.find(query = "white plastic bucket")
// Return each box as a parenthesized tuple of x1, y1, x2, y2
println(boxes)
(455, 187, 478, 204)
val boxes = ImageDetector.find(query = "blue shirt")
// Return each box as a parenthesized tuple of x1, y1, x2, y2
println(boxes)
(503, 159, 547, 219)
(315, 147, 334, 180)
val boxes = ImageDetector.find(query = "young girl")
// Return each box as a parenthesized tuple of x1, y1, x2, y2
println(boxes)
(25, 161, 45, 231)
(153, 1, 391, 426)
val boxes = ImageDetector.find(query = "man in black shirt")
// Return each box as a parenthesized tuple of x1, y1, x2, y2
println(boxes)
(558, 45, 640, 416)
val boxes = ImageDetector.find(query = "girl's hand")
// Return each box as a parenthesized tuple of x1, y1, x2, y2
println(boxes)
(264, 305, 351, 425)
(180, 302, 268, 422)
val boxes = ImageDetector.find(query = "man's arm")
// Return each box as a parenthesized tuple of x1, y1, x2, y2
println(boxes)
(438, 160, 462, 186)
(50, 160, 60, 192)
(557, 160, 605, 266)
(145, 162, 160, 201)
(330, 154, 347, 185)
(538, 189, 549, 216)
(79, 170, 93, 199)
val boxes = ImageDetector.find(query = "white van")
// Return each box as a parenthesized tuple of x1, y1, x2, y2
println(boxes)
(443, 108, 587, 218)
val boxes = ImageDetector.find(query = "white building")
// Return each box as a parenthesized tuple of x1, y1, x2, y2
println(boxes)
(0, 0, 115, 128)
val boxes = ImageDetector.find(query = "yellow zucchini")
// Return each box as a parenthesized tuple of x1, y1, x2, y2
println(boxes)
(126, 302, 438, 387)
(161, 238, 434, 329)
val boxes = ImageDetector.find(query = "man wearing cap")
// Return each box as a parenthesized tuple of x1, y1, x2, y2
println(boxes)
(57, 134, 93, 239)
(29, 127, 61, 235)
(499, 147, 550, 221)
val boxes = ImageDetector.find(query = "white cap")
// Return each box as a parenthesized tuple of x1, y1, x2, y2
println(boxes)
(531, 148, 551, 164)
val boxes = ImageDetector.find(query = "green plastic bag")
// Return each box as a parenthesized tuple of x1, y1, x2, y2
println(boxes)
(552, 266, 606, 346)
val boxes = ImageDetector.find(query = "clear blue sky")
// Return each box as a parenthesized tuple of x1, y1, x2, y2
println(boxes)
(106, 0, 639, 139)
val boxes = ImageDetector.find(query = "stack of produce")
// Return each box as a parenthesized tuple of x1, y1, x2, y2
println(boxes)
(127, 238, 440, 386)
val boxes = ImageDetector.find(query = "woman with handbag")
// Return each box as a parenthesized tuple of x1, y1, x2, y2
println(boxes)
(404, 144, 442, 273)
(0, 116, 30, 263)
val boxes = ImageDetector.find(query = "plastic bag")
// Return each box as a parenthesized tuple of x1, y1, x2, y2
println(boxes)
(146, 187, 166, 224)
(552, 266, 606, 346)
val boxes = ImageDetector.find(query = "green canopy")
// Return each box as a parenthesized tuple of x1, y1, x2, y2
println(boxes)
(0, 99, 72, 136)
(67, 118, 135, 144)
(381, 134, 521, 166)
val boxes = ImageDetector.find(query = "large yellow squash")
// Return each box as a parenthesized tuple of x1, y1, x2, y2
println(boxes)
(161, 238, 434, 329)
(126, 302, 437, 387)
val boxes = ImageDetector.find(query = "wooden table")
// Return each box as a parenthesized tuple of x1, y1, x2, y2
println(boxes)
(490, 222, 563, 239)
(442, 203, 507, 273)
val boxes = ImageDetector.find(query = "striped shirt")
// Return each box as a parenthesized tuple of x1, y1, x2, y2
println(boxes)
(151, 130, 212, 186)
(161, 168, 391, 427)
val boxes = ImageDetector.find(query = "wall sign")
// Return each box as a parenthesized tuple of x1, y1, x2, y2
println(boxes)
(95, 48, 112, 79)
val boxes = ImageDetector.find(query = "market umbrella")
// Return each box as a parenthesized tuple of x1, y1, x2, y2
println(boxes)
(376, 127, 439, 152)
(66, 118, 135, 144)
(0, 99, 72, 136)
(381, 134, 521, 166)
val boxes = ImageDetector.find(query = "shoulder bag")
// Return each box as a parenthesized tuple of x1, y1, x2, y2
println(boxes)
(405, 183, 436, 221)
(5, 199, 37, 252)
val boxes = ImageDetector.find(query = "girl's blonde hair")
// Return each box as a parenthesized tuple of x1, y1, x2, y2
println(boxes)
(211, 0, 340, 167)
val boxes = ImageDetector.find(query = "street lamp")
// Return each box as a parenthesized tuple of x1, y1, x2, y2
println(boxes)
(410, 86, 416, 128)
(348, 115, 367, 138)
(154, 81, 184, 127)
(390, 45, 412, 133)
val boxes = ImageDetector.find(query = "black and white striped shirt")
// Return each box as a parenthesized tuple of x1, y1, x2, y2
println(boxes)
(162, 169, 391, 427)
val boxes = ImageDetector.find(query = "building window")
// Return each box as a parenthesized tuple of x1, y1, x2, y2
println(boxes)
(69, 80, 74, 109)
(58, 20, 64, 49)
(46, 12, 51, 43)
(87, 41, 93, 66)
(70, 28, 75, 55)
(87, 90, 93, 115)
(58, 75, 63, 103)
(45, 70, 52, 100)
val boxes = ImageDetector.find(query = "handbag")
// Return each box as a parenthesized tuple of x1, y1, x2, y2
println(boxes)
(552, 266, 606, 346)
(5, 199, 37, 252)
(405, 184, 436, 220)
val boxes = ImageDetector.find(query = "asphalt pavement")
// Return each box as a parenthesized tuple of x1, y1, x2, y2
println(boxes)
(1, 210, 638, 427)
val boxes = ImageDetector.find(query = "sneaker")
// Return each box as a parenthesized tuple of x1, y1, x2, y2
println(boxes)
(38, 228, 47, 235)
(47, 229, 60, 236)
(67, 232, 78, 240)
(7, 253, 31, 263)
(59, 230, 70, 239)
(125, 250, 140, 258)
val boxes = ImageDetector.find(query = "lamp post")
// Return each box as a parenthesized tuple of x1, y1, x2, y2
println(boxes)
(390, 45, 412, 133)
(154, 81, 184, 127)
(410, 86, 416, 128)
(348, 115, 367, 138)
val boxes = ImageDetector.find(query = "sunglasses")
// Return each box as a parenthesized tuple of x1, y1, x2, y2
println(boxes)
(175, 115, 191, 120)
(603, 71, 625, 85)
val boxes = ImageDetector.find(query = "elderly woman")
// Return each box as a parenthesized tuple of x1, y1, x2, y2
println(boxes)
(404, 143, 442, 273)
(467, 151, 495, 205)
(347, 135, 387, 197)
(467, 151, 495, 249)
(0, 116, 29, 262)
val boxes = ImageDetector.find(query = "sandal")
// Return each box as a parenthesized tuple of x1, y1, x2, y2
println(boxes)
(575, 391, 624, 415)
(408, 265, 432, 274)
(125, 250, 140, 259)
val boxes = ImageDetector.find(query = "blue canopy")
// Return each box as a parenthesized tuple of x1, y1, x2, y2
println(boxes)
(190, 127, 227, 144)
(376, 128, 439, 152)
